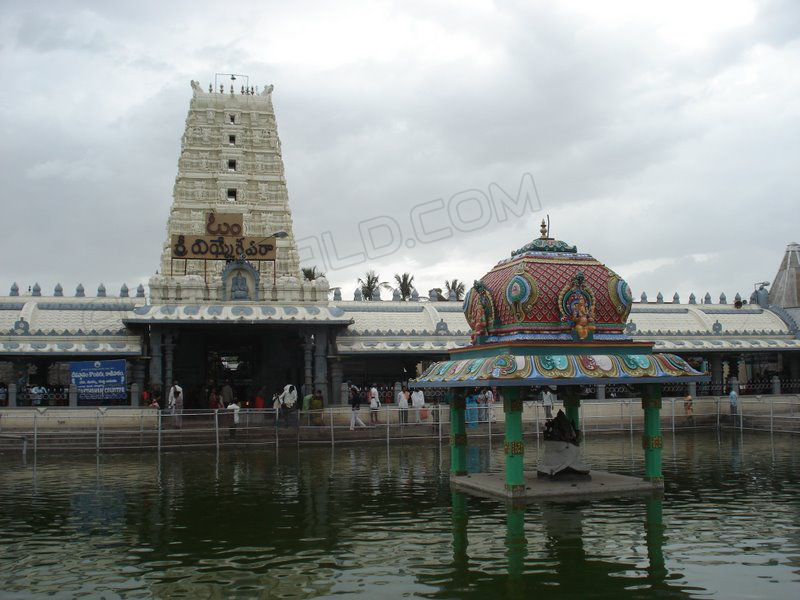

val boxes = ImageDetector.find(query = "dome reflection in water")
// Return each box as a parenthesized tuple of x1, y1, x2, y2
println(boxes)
(0, 432, 798, 599)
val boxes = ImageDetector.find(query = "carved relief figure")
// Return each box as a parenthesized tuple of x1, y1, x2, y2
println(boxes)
(570, 295, 595, 340)
(231, 271, 249, 300)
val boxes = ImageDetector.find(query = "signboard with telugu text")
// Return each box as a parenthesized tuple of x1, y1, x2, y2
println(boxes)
(171, 235, 277, 260)
(170, 211, 277, 260)
(70, 360, 127, 401)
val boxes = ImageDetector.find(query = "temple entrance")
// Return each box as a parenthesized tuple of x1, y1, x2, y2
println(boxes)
(171, 325, 304, 409)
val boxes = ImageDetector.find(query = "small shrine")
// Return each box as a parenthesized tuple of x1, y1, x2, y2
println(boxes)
(411, 221, 709, 499)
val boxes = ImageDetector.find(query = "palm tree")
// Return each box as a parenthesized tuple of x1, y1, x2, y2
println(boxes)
(445, 279, 466, 301)
(358, 270, 391, 300)
(302, 266, 324, 281)
(393, 273, 415, 300)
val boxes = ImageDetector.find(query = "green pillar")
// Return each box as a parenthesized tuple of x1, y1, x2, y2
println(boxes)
(450, 491, 470, 587)
(562, 385, 582, 443)
(641, 383, 663, 482)
(645, 494, 666, 582)
(505, 502, 526, 595)
(503, 387, 525, 496)
(450, 392, 467, 476)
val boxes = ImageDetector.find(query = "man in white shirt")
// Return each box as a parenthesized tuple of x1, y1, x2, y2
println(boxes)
(542, 386, 555, 419)
(31, 384, 46, 407)
(397, 386, 409, 424)
(168, 380, 184, 428)
(228, 398, 240, 438)
(279, 384, 297, 426)
(369, 384, 381, 425)
(485, 387, 495, 422)
(411, 389, 425, 423)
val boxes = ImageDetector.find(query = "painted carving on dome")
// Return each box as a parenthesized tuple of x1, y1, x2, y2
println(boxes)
(465, 280, 496, 342)
(608, 275, 633, 320)
(511, 238, 577, 256)
(558, 272, 596, 341)
(534, 354, 576, 378)
(505, 271, 539, 321)
(446, 362, 463, 377)
(459, 358, 486, 380)
(487, 354, 531, 379)
(576, 355, 619, 377)
(433, 362, 453, 378)
(654, 354, 697, 376)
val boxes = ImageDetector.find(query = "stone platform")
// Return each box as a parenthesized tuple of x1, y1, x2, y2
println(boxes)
(451, 470, 662, 502)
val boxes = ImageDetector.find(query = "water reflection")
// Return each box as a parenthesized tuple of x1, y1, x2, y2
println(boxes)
(1, 433, 799, 598)
(440, 491, 692, 599)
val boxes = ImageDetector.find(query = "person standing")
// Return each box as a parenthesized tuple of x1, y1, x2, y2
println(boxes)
(279, 384, 298, 427)
(369, 383, 381, 425)
(311, 389, 324, 425)
(30, 384, 45, 407)
(272, 389, 282, 425)
(142, 387, 151, 407)
(228, 398, 240, 439)
(465, 390, 478, 429)
(486, 387, 496, 423)
(729, 387, 738, 423)
(542, 386, 555, 420)
(302, 389, 313, 426)
(349, 383, 366, 430)
(168, 380, 184, 429)
(221, 381, 234, 408)
(684, 394, 694, 426)
(254, 387, 266, 410)
(397, 386, 409, 424)
(411, 388, 425, 423)
(209, 388, 221, 410)
(477, 388, 487, 423)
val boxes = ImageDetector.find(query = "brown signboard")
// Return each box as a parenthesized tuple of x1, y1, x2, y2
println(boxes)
(171, 235, 277, 260)
(205, 212, 243, 236)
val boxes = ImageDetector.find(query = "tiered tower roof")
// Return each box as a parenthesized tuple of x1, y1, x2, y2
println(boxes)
(160, 80, 299, 277)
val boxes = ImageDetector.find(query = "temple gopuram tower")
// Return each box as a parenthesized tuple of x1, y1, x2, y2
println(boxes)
(150, 78, 327, 303)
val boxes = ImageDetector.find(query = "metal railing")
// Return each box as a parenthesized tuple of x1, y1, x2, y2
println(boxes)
(1, 395, 798, 454)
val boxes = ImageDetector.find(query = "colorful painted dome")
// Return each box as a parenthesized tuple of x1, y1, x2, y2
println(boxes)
(463, 222, 633, 344)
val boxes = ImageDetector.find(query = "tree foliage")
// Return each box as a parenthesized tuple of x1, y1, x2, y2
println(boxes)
(358, 270, 391, 300)
(445, 279, 466, 301)
(393, 272, 416, 300)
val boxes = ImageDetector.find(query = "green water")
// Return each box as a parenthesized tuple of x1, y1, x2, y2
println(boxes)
(1, 432, 798, 599)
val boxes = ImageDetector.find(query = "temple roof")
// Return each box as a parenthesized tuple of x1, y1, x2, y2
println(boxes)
(769, 242, 800, 309)
(0, 297, 142, 356)
(412, 352, 708, 387)
(1, 296, 797, 357)
(123, 303, 352, 325)
(462, 222, 633, 345)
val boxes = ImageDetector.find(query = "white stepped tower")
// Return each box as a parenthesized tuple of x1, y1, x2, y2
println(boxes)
(150, 79, 327, 303)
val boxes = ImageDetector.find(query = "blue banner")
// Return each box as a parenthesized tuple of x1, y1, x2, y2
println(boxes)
(70, 360, 127, 401)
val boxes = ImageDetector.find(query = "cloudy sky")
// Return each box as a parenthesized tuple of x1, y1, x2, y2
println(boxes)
(1, 0, 798, 303)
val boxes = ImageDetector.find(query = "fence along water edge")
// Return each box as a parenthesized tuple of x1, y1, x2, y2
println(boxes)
(0, 394, 798, 454)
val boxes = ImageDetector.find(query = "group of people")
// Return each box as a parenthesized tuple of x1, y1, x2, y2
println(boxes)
(347, 382, 428, 429)
(149, 380, 303, 434)
(396, 386, 427, 424)
(465, 387, 496, 427)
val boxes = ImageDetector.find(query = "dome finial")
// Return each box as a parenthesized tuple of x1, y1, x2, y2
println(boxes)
(540, 219, 548, 239)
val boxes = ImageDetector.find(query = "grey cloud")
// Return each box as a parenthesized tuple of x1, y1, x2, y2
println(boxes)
(0, 1, 798, 302)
